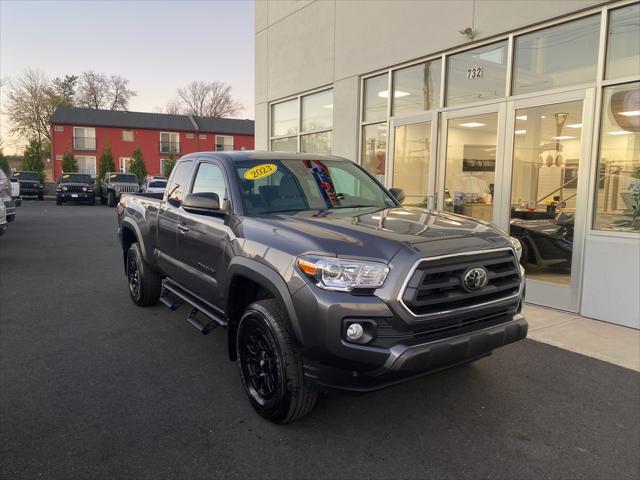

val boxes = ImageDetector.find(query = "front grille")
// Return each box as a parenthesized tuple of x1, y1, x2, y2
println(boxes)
(21, 182, 38, 189)
(119, 185, 139, 193)
(66, 185, 86, 193)
(401, 249, 521, 317)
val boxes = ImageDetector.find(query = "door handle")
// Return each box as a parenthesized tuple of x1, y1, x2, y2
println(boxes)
(177, 222, 190, 233)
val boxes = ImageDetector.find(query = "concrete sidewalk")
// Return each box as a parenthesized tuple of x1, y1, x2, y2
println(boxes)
(525, 304, 640, 372)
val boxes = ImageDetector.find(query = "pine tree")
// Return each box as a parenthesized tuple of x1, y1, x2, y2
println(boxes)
(21, 139, 45, 180)
(162, 148, 178, 177)
(98, 144, 116, 178)
(128, 147, 147, 183)
(61, 151, 78, 173)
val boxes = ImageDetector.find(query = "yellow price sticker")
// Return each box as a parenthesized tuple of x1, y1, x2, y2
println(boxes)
(62, 174, 70, 179)
(244, 164, 278, 181)
(14, 172, 21, 176)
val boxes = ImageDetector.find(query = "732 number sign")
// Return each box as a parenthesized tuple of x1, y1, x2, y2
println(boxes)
(466, 67, 483, 80)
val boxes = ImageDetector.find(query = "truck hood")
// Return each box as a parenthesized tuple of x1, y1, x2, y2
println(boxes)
(59, 182, 92, 187)
(242, 206, 511, 263)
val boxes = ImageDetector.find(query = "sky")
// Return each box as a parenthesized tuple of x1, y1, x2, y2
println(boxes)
(0, 0, 255, 154)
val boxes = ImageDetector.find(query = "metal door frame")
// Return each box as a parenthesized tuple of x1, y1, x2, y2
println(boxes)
(499, 88, 596, 312)
(437, 102, 507, 221)
(387, 111, 438, 208)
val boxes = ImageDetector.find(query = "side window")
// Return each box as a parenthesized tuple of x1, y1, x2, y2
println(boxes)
(166, 161, 193, 204)
(191, 163, 227, 202)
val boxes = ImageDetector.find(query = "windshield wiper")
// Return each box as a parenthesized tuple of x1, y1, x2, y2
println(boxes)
(331, 204, 380, 209)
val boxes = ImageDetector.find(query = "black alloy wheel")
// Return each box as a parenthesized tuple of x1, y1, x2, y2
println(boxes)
(127, 250, 141, 300)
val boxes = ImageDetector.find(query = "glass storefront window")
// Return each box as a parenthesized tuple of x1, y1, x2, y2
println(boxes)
(301, 131, 332, 155)
(593, 82, 640, 232)
(361, 123, 387, 183)
(444, 112, 498, 222)
(446, 41, 508, 107)
(606, 4, 640, 80)
(302, 90, 333, 132)
(271, 137, 297, 152)
(513, 15, 600, 95)
(363, 73, 389, 122)
(509, 100, 584, 285)
(271, 99, 298, 137)
(392, 60, 441, 116)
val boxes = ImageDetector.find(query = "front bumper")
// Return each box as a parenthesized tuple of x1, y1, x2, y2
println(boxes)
(291, 281, 527, 393)
(303, 314, 527, 392)
(57, 192, 95, 201)
(19, 187, 42, 197)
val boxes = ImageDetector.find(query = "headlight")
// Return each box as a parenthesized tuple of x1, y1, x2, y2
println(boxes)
(82, 187, 87, 192)
(296, 255, 389, 292)
(62, 186, 68, 191)
(509, 236, 522, 261)
(115, 186, 121, 192)
(87, 189, 94, 193)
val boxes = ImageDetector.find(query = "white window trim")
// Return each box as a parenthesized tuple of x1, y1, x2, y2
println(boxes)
(215, 135, 235, 151)
(159, 131, 180, 154)
(269, 87, 334, 153)
(73, 126, 97, 150)
(75, 155, 97, 177)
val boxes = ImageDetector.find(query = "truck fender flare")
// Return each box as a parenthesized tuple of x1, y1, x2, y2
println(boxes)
(120, 218, 150, 265)
(225, 257, 304, 347)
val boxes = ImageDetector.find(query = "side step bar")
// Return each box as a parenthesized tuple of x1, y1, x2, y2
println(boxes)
(160, 279, 228, 335)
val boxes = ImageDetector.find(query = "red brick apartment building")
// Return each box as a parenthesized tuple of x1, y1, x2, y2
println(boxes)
(50, 107, 255, 179)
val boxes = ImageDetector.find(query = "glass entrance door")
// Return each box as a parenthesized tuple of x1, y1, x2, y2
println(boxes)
(501, 90, 595, 312)
(439, 104, 504, 223)
(388, 113, 437, 208)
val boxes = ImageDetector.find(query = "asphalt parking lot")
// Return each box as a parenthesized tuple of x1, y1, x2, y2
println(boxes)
(1, 200, 639, 480)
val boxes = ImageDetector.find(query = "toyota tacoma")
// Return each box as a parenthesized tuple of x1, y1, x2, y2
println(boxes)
(117, 152, 527, 423)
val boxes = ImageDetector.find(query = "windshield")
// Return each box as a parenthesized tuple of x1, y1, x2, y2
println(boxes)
(235, 159, 396, 216)
(14, 172, 40, 181)
(61, 173, 92, 183)
(148, 180, 167, 188)
(108, 173, 138, 183)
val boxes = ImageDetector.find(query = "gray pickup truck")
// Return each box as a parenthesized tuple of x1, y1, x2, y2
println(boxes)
(117, 152, 527, 423)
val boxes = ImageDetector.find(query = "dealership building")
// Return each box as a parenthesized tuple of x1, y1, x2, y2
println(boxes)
(254, 0, 639, 328)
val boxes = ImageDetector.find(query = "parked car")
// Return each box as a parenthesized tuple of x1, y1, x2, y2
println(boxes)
(100, 172, 139, 207)
(117, 152, 527, 424)
(0, 201, 7, 236)
(140, 176, 168, 194)
(0, 169, 17, 223)
(9, 178, 22, 207)
(12, 171, 44, 200)
(56, 173, 95, 205)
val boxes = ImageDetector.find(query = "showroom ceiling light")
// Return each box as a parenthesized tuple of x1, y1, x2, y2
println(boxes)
(619, 110, 640, 116)
(378, 90, 410, 98)
(552, 136, 575, 140)
(567, 123, 582, 128)
(459, 122, 486, 128)
(515, 130, 527, 135)
(607, 130, 633, 135)
(516, 115, 527, 121)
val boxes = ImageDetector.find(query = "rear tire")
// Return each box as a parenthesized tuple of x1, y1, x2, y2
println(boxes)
(236, 299, 317, 424)
(126, 242, 161, 306)
(56, 198, 62, 206)
(100, 194, 106, 205)
(107, 191, 116, 207)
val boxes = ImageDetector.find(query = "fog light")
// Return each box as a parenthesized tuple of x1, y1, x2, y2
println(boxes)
(346, 323, 364, 341)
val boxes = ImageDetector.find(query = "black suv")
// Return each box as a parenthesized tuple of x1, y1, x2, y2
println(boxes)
(117, 152, 527, 423)
(13, 171, 44, 200)
(56, 173, 95, 205)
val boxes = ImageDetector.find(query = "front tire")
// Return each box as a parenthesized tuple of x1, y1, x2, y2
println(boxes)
(126, 242, 161, 306)
(6, 214, 15, 223)
(236, 299, 317, 424)
(88, 196, 96, 205)
(100, 194, 106, 205)
(56, 198, 62, 206)
(107, 191, 116, 207)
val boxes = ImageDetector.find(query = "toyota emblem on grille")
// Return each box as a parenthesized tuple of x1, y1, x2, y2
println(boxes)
(462, 267, 488, 292)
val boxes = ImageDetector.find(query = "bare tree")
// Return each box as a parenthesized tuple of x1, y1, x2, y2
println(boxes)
(5, 69, 56, 142)
(76, 71, 109, 109)
(109, 74, 136, 110)
(164, 99, 182, 115)
(176, 80, 242, 117)
(76, 71, 136, 110)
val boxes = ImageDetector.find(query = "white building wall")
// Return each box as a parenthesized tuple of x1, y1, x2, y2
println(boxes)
(255, 0, 604, 155)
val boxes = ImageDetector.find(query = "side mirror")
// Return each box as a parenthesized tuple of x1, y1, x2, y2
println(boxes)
(389, 187, 405, 203)
(182, 192, 221, 214)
